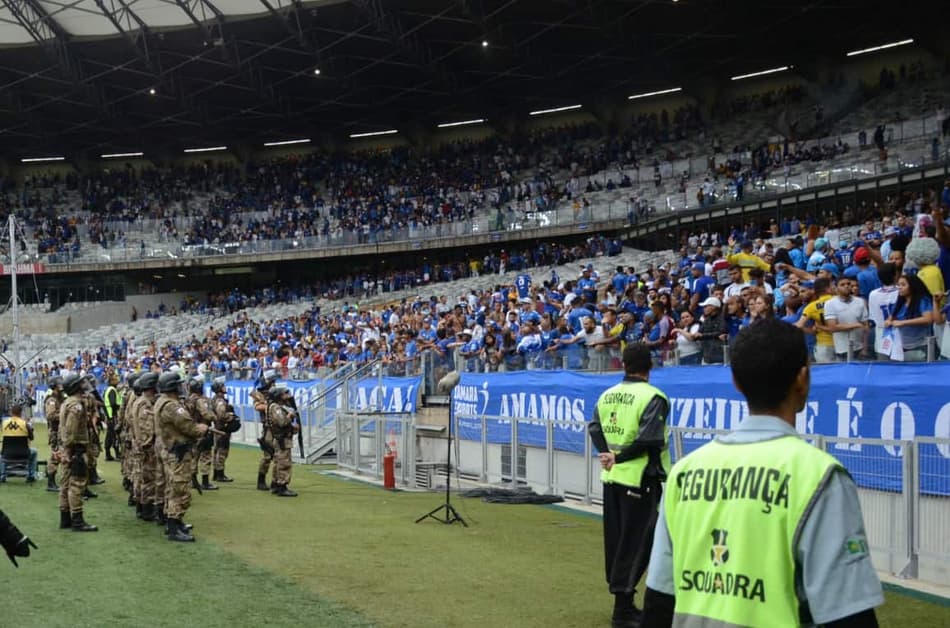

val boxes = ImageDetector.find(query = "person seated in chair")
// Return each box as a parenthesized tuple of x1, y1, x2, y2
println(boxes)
(1, 396, 39, 483)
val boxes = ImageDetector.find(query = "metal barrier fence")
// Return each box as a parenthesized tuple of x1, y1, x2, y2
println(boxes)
(451, 416, 950, 586)
(335, 412, 417, 486)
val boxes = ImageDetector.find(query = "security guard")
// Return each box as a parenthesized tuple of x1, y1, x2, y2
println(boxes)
(588, 344, 670, 628)
(253, 369, 278, 491)
(130, 372, 160, 521)
(154, 371, 208, 542)
(57, 374, 97, 532)
(82, 375, 105, 486)
(184, 378, 217, 491)
(103, 372, 122, 461)
(0, 397, 38, 483)
(210, 377, 237, 483)
(643, 319, 883, 628)
(266, 386, 298, 497)
(44, 377, 65, 492)
(118, 373, 139, 500)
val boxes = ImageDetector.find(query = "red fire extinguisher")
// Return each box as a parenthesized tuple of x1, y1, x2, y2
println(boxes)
(383, 446, 396, 490)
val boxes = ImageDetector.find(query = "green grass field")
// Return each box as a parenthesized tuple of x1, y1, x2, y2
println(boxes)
(0, 426, 946, 627)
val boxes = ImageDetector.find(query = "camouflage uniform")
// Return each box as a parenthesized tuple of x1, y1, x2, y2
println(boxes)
(212, 394, 235, 477)
(155, 393, 205, 525)
(58, 391, 96, 530)
(130, 392, 160, 520)
(252, 388, 274, 488)
(44, 391, 63, 491)
(82, 391, 103, 484)
(184, 392, 216, 483)
(117, 383, 135, 487)
(267, 393, 297, 496)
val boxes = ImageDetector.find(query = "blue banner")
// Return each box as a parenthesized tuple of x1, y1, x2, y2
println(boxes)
(453, 364, 950, 495)
(33, 375, 422, 431)
(218, 376, 421, 427)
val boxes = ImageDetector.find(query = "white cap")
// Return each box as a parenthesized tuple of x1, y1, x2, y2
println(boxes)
(699, 297, 722, 309)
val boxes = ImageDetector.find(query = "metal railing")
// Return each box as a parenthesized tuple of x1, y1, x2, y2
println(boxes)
(335, 411, 417, 487)
(448, 334, 946, 374)
(451, 416, 950, 587)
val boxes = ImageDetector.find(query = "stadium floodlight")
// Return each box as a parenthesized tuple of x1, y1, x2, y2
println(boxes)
(101, 152, 144, 158)
(183, 146, 227, 153)
(529, 104, 582, 116)
(21, 156, 65, 163)
(313, 68, 321, 75)
(846, 38, 914, 57)
(437, 118, 486, 128)
(349, 129, 398, 138)
(730, 65, 791, 81)
(263, 138, 311, 147)
(628, 87, 682, 100)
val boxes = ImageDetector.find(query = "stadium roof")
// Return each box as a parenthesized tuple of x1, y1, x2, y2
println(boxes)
(0, 0, 923, 158)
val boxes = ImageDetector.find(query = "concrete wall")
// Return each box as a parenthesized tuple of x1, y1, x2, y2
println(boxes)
(65, 301, 133, 333)
(0, 311, 69, 335)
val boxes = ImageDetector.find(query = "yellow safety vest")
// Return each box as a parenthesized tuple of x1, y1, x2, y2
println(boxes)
(104, 385, 122, 419)
(597, 380, 670, 488)
(1, 416, 30, 438)
(664, 435, 842, 627)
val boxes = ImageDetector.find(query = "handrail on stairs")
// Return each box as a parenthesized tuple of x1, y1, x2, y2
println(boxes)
(306, 358, 383, 410)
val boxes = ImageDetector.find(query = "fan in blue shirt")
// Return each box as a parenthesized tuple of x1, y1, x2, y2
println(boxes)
(515, 273, 532, 299)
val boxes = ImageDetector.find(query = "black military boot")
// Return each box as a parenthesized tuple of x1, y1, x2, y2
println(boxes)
(270, 480, 279, 493)
(47, 474, 60, 493)
(140, 502, 155, 521)
(214, 469, 233, 483)
(127, 494, 135, 507)
(89, 469, 105, 485)
(201, 474, 218, 491)
(274, 484, 298, 497)
(166, 519, 195, 542)
(71, 512, 98, 532)
(59, 510, 72, 529)
(83, 488, 98, 499)
(155, 503, 167, 525)
(256, 473, 268, 491)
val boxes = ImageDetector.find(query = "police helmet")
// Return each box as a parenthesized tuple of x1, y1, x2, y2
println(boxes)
(62, 373, 84, 395)
(157, 371, 184, 393)
(187, 378, 204, 395)
(211, 376, 227, 394)
(268, 385, 291, 401)
(257, 369, 278, 390)
(48, 376, 64, 390)
(127, 372, 140, 387)
(137, 372, 159, 392)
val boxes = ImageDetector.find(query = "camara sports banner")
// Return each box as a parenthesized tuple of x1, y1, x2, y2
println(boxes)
(453, 364, 950, 495)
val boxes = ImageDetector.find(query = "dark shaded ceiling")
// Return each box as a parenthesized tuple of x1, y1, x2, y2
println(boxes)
(0, 0, 928, 158)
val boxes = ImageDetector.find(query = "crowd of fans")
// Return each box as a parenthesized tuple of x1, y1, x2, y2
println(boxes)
(17, 184, 950, 400)
(11, 68, 943, 261)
